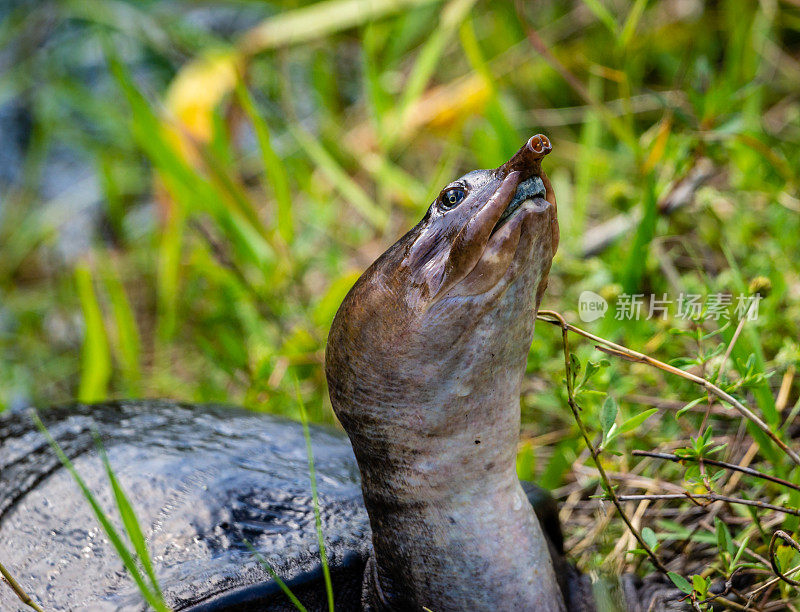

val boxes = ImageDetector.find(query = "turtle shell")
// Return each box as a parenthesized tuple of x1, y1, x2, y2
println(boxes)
(0, 401, 370, 611)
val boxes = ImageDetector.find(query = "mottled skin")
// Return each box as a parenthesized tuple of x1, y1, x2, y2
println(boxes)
(326, 136, 564, 611)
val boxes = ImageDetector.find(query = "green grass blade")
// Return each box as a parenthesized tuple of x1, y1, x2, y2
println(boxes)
(618, 0, 649, 49)
(622, 171, 657, 293)
(392, 0, 477, 146)
(155, 185, 185, 343)
(239, 0, 442, 53)
(361, 23, 392, 143)
(105, 44, 275, 340)
(94, 433, 162, 601)
(196, 109, 278, 252)
(235, 80, 294, 245)
(294, 380, 334, 612)
(579, 0, 619, 37)
(458, 17, 518, 158)
(423, 139, 460, 205)
(357, 151, 427, 208)
(75, 264, 111, 403)
(290, 125, 388, 230)
(31, 412, 168, 612)
(244, 540, 308, 612)
(571, 74, 603, 239)
(312, 271, 361, 330)
(101, 262, 142, 394)
(105, 47, 187, 341)
(97, 154, 125, 240)
(111, 58, 273, 272)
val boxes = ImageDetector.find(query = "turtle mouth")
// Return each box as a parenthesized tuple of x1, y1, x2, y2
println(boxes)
(491, 175, 547, 235)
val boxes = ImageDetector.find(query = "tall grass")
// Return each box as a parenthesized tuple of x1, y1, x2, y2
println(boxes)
(295, 382, 335, 612)
(240, 382, 336, 612)
(31, 412, 168, 611)
(1, 0, 799, 605)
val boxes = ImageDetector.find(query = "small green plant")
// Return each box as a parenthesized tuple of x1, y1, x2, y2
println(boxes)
(674, 428, 727, 488)
(32, 412, 169, 612)
(666, 570, 711, 610)
(295, 380, 336, 612)
(240, 382, 335, 612)
(244, 541, 308, 612)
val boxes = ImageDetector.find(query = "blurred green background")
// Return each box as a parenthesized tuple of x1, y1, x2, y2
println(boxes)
(2, 0, 800, 570)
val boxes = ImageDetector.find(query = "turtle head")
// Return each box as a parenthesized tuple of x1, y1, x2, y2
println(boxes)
(403, 133, 558, 308)
(326, 134, 558, 454)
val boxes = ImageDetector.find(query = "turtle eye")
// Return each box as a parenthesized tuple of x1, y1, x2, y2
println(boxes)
(440, 187, 465, 210)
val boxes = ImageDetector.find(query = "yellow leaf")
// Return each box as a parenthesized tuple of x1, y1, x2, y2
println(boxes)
(164, 49, 242, 145)
(644, 116, 672, 173)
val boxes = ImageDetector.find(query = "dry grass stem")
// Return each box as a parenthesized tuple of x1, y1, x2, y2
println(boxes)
(631, 450, 800, 492)
(0, 560, 44, 612)
(615, 494, 800, 517)
(536, 311, 800, 467)
(539, 309, 669, 574)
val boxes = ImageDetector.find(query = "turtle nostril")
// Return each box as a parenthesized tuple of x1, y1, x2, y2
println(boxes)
(497, 134, 553, 178)
(526, 134, 552, 159)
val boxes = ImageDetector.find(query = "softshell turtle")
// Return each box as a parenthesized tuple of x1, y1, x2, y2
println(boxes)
(0, 135, 596, 611)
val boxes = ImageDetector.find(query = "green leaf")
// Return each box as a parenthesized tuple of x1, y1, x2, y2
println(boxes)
(676, 396, 706, 418)
(714, 517, 732, 557)
(600, 396, 618, 440)
(691, 574, 708, 596)
(708, 443, 728, 456)
(641, 527, 658, 551)
(667, 571, 693, 595)
(669, 356, 700, 368)
(616, 408, 659, 436)
(732, 535, 750, 566)
(569, 353, 581, 389)
(578, 358, 608, 391)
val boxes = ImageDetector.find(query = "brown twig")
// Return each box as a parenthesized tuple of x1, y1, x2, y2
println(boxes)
(535, 310, 800, 467)
(614, 494, 800, 517)
(631, 450, 800, 492)
(769, 531, 800, 586)
(0, 560, 44, 612)
(746, 555, 800, 599)
(541, 309, 669, 574)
